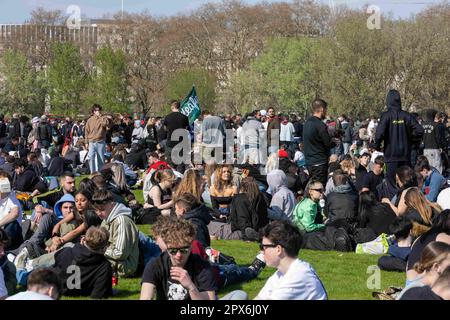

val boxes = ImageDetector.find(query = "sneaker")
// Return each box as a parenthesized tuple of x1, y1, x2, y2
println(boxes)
(14, 248, 29, 269)
(7, 253, 16, 263)
(25, 259, 34, 272)
(244, 228, 260, 242)
(249, 253, 266, 274)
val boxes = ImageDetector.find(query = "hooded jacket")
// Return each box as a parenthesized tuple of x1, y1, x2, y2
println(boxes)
(326, 183, 358, 222)
(374, 90, 424, 162)
(101, 203, 139, 277)
(267, 170, 296, 220)
(184, 204, 212, 248)
(54, 194, 76, 220)
(54, 243, 112, 299)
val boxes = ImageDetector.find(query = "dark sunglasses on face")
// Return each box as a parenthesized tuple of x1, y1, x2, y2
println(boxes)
(311, 188, 324, 192)
(167, 246, 190, 255)
(259, 243, 278, 251)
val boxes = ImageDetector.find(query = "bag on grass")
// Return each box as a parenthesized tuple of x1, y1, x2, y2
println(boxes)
(355, 233, 392, 255)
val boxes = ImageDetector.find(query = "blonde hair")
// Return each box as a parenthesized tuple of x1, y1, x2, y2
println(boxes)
(154, 169, 175, 184)
(340, 158, 356, 175)
(413, 241, 450, 274)
(110, 163, 128, 191)
(405, 187, 442, 236)
(173, 169, 202, 202)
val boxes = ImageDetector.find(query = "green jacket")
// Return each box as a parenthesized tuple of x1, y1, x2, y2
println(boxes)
(101, 203, 139, 277)
(293, 198, 325, 232)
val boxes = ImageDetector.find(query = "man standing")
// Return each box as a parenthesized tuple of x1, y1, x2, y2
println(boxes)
(84, 104, 112, 173)
(303, 99, 334, 186)
(422, 109, 446, 174)
(201, 110, 226, 164)
(373, 90, 424, 199)
(163, 100, 190, 168)
(266, 107, 280, 154)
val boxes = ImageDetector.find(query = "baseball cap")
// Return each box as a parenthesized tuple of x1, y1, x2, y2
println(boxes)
(278, 149, 289, 159)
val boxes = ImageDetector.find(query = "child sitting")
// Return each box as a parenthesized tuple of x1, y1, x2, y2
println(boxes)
(378, 216, 413, 272)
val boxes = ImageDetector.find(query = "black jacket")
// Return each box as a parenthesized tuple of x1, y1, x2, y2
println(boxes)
(184, 204, 212, 248)
(374, 90, 424, 162)
(7, 119, 20, 139)
(303, 116, 334, 166)
(326, 184, 359, 222)
(36, 123, 53, 142)
(54, 243, 112, 299)
(12, 166, 39, 192)
(230, 193, 268, 233)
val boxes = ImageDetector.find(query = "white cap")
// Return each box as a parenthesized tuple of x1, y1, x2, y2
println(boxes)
(260, 109, 267, 117)
(0, 178, 11, 193)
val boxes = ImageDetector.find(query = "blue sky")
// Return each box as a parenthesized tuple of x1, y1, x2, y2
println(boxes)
(0, 0, 441, 23)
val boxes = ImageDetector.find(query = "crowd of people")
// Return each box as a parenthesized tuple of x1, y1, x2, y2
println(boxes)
(1, 89, 450, 300)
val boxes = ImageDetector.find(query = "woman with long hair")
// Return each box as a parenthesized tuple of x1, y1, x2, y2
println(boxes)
(173, 169, 204, 202)
(397, 241, 450, 299)
(355, 191, 397, 243)
(382, 166, 418, 216)
(404, 187, 442, 237)
(144, 169, 175, 216)
(208, 176, 268, 241)
(407, 210, 450, 281)
(46, 189, 102, 253)
(209, 165, 237, 221)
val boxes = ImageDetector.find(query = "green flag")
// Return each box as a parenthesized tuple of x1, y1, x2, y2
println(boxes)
(180, 86, 201, 125)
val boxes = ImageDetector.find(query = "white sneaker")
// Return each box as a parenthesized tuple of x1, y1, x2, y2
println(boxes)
(25, 259, 34, 272)
(14, 248, 29, 269)
(7, 253, 16, 263)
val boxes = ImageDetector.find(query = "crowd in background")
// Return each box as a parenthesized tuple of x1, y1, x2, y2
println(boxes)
(1, 90, 450, 300)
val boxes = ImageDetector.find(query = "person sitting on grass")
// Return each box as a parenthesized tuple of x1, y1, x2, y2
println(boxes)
(142, 216, 265, 300)
(400, 265, 450, 300)
(92, 189, 139, 278)
(0, 176, 23, 250)
(292, 180, 325, 233)
(208, 177, 268, 242)
(378, 216, 413, 272)
(397, 241, 450, 300)
(232, 220, 328, 300)
(53, 226, 112, 299)
(140, 217, 217, 300)
(6, 268, 61, 300)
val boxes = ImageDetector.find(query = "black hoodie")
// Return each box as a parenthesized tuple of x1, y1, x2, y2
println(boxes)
(54, 243, 112, 299)
(184, 204, 212, 248)
(374, 90, 424, 162)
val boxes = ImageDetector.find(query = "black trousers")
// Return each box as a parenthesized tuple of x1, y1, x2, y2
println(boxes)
(307, 163, 328, 187)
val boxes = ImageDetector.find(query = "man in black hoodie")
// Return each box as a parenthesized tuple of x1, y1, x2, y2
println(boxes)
(54, 226, 112, 299)
(303, 99, 334, 186)
(373, 90, 423, 199)
(174, 193, 212, 248)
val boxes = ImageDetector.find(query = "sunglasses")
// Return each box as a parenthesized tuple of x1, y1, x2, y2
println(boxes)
(167, 246, 190, 255)
(311, 188, 324, 192)
(259, 243, 278, 251)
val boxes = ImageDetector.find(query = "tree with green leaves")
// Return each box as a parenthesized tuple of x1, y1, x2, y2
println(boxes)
(47, 42, 87, 116)
(218, 37, 317, 115)
(86, 46, 131, 114)
(0, 49, 46, 115)
(164, 68, 217, 114)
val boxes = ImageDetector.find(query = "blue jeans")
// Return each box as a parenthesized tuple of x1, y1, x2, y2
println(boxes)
(218, 264, 258, 289)
(138, 232, 161, 266)
(88, 141, 106, 173)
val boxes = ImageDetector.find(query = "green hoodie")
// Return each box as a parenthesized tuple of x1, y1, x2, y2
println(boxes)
(292, 198, 325, 232)
(101, 203, 139, 277)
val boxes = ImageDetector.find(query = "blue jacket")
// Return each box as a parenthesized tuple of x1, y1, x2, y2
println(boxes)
(54, 194, 76, 220)
(422, 168, 447, 202)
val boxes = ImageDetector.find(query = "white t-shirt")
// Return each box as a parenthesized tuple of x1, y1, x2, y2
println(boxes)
(0, 192, 23, 224)
(0, 267, 7, 298)
(6, 290, 54, 300)
(437, 188, 450, 210)
(257, 259, 328, 300)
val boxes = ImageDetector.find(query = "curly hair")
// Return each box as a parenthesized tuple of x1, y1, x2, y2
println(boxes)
(152, 216, 195, 248)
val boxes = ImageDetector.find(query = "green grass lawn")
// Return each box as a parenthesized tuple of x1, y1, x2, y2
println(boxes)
(62, 177, 405, 300)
